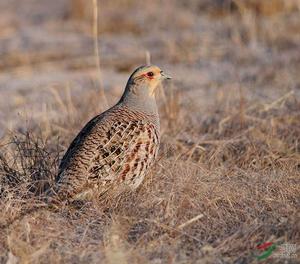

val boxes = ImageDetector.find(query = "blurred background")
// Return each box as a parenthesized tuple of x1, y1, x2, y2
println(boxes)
(1, 0, 300, 135)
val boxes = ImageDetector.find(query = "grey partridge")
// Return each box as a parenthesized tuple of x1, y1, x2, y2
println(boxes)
(53, 65, 171, 203)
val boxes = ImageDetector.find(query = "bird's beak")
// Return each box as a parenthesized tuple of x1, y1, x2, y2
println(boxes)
(161, 71, 172, 80)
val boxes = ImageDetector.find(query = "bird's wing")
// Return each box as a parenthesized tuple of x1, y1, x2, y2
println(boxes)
(57, 114, 103, 181)
(55, 118, 159, 199)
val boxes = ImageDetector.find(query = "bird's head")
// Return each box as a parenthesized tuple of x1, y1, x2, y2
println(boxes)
(126, 65, 171, 97)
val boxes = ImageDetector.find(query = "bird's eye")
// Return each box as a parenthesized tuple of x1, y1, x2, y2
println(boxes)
(147, 72, 154, 77)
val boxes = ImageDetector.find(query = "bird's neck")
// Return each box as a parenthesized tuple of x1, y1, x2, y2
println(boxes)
(118, 84, 159, 116)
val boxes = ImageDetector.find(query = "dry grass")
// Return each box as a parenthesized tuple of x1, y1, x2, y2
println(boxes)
(1, 0, 300, 263)
(0, 84, 299, 263)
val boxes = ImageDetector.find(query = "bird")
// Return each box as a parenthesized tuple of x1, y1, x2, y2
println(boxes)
(51, 65, 171, 203)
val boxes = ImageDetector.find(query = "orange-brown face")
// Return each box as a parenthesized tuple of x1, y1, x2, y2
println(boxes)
(131, 65, 171, 96)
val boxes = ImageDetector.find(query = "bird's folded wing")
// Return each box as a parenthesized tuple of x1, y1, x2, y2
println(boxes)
(55, 119, 159, 198)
